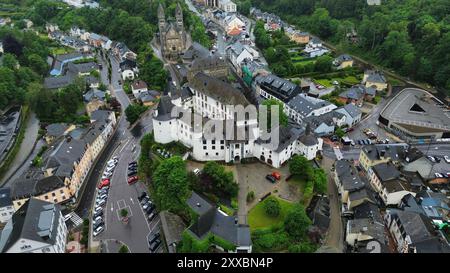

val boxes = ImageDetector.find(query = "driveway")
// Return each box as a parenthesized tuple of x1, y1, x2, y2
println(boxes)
(235, 162, 296, 217)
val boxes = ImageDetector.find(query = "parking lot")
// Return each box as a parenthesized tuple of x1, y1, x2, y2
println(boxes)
(90, 139, 163, 253)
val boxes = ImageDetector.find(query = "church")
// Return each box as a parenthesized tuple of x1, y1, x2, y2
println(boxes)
(158, 3, 188, 61)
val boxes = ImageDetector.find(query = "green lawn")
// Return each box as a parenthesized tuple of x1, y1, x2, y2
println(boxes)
(314, 79, 333, 88)
(51, 47, 74, 55)
(248, 196, 295, 231)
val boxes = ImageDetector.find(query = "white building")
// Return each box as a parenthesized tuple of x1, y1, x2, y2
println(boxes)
(226, 42, 259, 72)
(0, 198, 68, 253)
(0, 188, 15, 224)
(303, 38, 329, 58)
(218, 0, 237, 13)
(285, 93, 337, 125)
(152, 73, 323, 168)
(368, 162, 418, 206)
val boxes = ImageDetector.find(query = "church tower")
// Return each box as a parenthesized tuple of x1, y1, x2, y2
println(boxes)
(175, 2, 184, 30)
(158, 3, 166, 35)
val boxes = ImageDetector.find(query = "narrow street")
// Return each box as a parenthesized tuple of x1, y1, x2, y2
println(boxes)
(321, 156, 344, 252)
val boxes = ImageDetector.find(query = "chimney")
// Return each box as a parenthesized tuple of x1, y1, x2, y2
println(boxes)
(196, 202, 201, 207)
(418, 197, 423, 205)
(234, 217, 238, 225)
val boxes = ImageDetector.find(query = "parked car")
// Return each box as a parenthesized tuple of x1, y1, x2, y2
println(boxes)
(127, 176, 138, 185)
(427, 156, 437, 163)
(148, 212, 157, 222)
(149, 239, 161, 252)
(272, 172, 281, 180)
(138, 192, 148, 201)
(93, 225, 104, 237)
(140, 196, 150, 205)
(93, 210, 103, 219)
(98, 179, 110, 189)
(143, 202, 151, 210)
(193, 168, 201, 175)
(148, 232, 161, 244)
(94, 206, 103, 214)
(145, 205, 155, 215)
(444, 155, 450, 163)
(128, 161, 137, 166)
(265, 174, 276, 183)
(96, 199, 106, 206)
(128, 170, 138, 177)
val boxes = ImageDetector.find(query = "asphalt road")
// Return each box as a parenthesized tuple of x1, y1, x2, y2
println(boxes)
(85, 51, 161, 253)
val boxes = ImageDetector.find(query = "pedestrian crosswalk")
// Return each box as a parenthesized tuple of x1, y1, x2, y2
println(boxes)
(65, 212, 83, 227)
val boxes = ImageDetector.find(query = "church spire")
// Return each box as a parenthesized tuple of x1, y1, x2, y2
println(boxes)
(175, 2, 184, 30)
(158, 3, 165, 33)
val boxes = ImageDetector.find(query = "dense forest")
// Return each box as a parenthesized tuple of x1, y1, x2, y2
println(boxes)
(239, 0, 450, 94)
(0, 0, 212, 112)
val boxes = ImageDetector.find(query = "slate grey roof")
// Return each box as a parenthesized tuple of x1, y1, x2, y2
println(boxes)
(307, 195, 330, 231)
(255, 125, 302, 153)
(0, 198, 63, 253)
(335, 159, 366, 191)
(372, 162, 401, 182)
(46, 123, 69, 138)
(287, 93, 332, 117)
(343, 103, 361, 118)
(183, 42, 210, 61)
(11, 176, 65, 199)
(83, 89, 105, 102)
(190, 54, 227, 72)
(67, 62, 98, 74)
(0, 187, 12, 208)
(45, 138, 86, 176)
(90, 110, 112, 123)
(257, 74, 300, 102)
(362, 144, 407, 162)
(366, 70, 386, 84)
(154, 96, 176, 121)
(334, 54, 352, 64)
(189, 72, 249, 106)
(186, 192, 251, 247)
(387, 209, 449, 252)
(347, 218, 386, 244)
(44, 75, 74, 89)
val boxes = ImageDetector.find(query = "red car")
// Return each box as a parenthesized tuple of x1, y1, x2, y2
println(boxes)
(271, 172, 281, 180)
(98, 179, 110, 189)
(127, 176, 138, 185)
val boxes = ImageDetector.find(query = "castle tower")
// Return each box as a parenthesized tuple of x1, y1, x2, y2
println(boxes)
(175, 2, 184, 30)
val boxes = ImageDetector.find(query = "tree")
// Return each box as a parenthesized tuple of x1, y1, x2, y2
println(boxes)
(120, 209, 128, 218)
(335, 127, 345, 138)
(118, 244, 129, 253)
(313, 168, 327, 194)
(152, 156, 190, 212)
(284, 204, 311, 241)
(264, 197, 281, 217)
(201, 161, 238, 198)
(314, 55, 333, 73)
(289, 155, 313, 181)
(125, 104, 148, 124)
(261, 99, 288, 129)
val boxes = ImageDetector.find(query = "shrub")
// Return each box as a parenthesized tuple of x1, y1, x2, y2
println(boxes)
(246, 191, 255, 203)
(264, 197, 281, 217)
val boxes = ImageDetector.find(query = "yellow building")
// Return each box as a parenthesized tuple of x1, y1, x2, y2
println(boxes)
(12, 111, 117, 210)
(333, 54, 353, 70)
(363, 70, 387, 91)
(359, 145, 403, 171)
(290, 31, 310, 44)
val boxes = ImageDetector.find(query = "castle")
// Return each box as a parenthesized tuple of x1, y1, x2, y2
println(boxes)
(158, 3, 188, 61)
